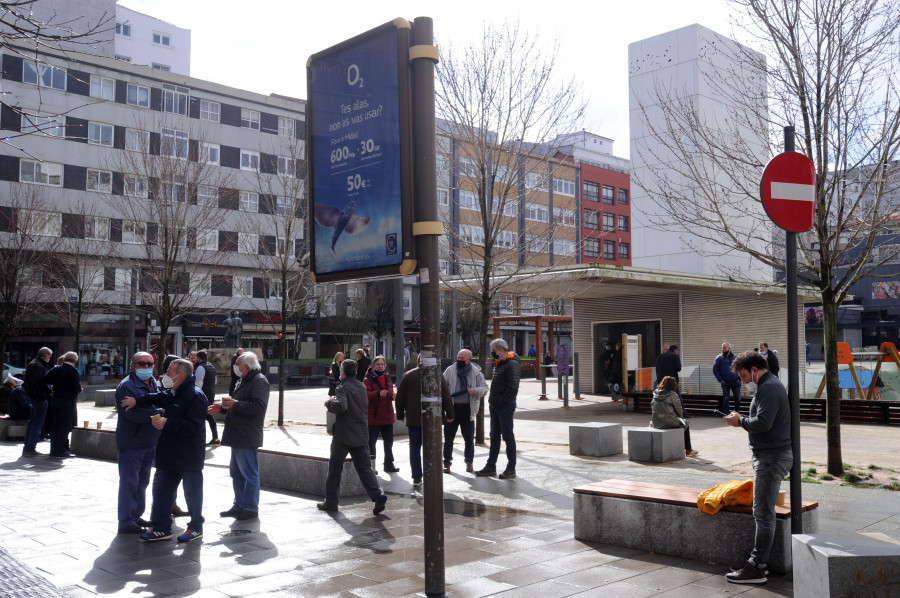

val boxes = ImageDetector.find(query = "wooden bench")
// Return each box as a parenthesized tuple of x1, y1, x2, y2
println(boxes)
(574, 478, 819, 574)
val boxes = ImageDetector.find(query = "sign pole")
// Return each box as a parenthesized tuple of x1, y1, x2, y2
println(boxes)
(410, 16, 445, 597)
(784, 126, 803, 533)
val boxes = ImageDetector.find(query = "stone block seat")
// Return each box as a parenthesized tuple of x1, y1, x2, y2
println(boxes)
(569, 423, 622, 457)
(574, 478, 819, 574)
(258, 448, 365, 497)
(0, 418, 28, 440)
(71, 426, 118, 461)
(792, 532, 900, 598)
(94, 389, 118, 407)
(627, 427, 684, 462)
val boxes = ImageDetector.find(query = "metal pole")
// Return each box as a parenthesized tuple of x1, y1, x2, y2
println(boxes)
(557, 370, 563, 400)
(411, 17, 444, 597)
(394, 278, 406, 381)
(539, 365, 548, 400)
(573, 353, 582, 399)
(562, 376, 569, 408)
(785, 125, 803, 534)
(128, 264, 137, 365)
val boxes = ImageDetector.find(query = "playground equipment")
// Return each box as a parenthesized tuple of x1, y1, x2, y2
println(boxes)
(814, 342, 900, 400)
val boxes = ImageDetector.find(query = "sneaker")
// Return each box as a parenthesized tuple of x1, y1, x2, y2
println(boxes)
(499, 470, 517, 480)
(465, 462, 474, 473)
(383, 464, 400, 473)
(316, 502, 338, 512)
(730, 563, 769, 575)
(412, 477, 422, 486)
(474, 467, 497, 477)
(725, 562, 767, 584)
(234, 510, 258, 521)
(137, 518, 151, 527)
(117, 524, 146, 534)
(206, 439, 220, 447)
(49, 451, 74, 459)
(443, 461, 451, 474)
(373, 494, 387, 515)
(220, 507, 240, 518)
(140, 529, 173, 542)
(22, 450, 40, 457)
(177, 530, 203, 542)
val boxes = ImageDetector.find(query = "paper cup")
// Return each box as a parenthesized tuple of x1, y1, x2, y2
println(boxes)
(83, 420, 89, 428)
(151, 414, 161, 421)
(96, 422, 102, 429)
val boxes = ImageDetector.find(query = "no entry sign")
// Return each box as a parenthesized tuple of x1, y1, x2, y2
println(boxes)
(760, 152, 816, 232)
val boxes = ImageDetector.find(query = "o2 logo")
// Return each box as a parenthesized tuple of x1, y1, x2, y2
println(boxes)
(385, 233, 398, 255)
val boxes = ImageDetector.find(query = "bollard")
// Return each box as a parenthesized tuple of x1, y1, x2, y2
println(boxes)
(557, 371, 563, 400)
(539, 365, 549, 400)
(562, 375, 569, 408)
(573, 353, 582, 399)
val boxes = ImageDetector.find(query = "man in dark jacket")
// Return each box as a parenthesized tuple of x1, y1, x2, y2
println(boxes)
(714, 343, 743, 413)
(115, 352, 160, 534)
(354, 348, 371, 381)
(655, 344, 682, 385)
(396, 360, 454, 486)
(476, 339, 521, 479)
(22, 347, 52, 457)
(123, 358, 207, 543)
(319, 359, 387, 515)
(209, 351, 269, 521)
(758, 343, 780, 377)
(41, 351, 82, 458)
(195, 350, 219, 447)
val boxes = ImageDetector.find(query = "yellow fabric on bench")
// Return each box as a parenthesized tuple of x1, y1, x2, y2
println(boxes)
(697, 479, 753, 515)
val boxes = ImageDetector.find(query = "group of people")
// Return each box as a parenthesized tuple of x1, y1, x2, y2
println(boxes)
(319, 337, 521, 512)
(714, 342, 779, 413)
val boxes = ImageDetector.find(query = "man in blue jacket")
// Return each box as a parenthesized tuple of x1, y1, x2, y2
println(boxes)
(115, 352, 161, 534)
(714, 343, 742, 413)
(123, 358, 207, 542)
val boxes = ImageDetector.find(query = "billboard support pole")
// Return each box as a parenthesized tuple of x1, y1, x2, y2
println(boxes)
(411, 16, 445, 597)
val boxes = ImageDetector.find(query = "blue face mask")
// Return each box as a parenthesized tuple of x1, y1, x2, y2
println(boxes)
(135, 368, 153, 380)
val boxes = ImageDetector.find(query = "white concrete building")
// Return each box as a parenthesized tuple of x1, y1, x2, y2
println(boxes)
(114, 4, 191, 75)
(628, 24, 770, 280)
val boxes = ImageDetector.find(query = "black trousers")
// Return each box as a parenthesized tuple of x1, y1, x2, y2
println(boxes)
(50, 398, 76, 455)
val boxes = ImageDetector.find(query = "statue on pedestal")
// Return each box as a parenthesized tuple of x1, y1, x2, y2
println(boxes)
(223, 311, 243, 347)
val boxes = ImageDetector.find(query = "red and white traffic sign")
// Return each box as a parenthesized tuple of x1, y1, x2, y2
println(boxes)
(760, 152, 816, 232)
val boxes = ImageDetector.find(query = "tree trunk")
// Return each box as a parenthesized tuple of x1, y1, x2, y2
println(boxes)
(278, 293, 287, 427)
(821, 290, 843, 476)
(73, 296, 83, 354)
(475, 292, 491, 445)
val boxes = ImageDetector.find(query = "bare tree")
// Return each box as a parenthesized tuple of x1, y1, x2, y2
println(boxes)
(0, 1, 112, 50)
(632, 0, 900, 475)
(363, 281, 394, 357)
(104, 115, 235, 364)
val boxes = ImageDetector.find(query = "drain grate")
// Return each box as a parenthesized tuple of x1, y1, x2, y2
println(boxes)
(220, 529, 254, 537)
(0, 546, 69, 598)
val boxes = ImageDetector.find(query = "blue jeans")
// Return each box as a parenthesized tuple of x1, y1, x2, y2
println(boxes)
(229, 447, 260, 513)
(443, 402, 474, 464)
(150, 468, 204, 534)
(323, 441, 383, 508)
(749, 448, 793, 568)
(23, 399, 48, 452)
(486, 401, 516, 471)
(408, 426, 423, 480)
(721, 382, 742, 412)
(117, 445, 156, 526)
(368, 424, 395, 466)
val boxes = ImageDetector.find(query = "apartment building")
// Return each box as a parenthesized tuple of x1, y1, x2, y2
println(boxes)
(114, 4, 192, 75)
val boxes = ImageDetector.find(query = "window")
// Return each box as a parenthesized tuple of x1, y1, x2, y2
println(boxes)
(90, 76, 114, 100)
(115, 55, 132, 63)
(152, 63, 171, 72)
(20, 112, 65, 137)
(161, 176, 185, 203)
(603, 240, 615, 260)
(584, 209, 599, 230)
(201, 142, 220, 165)
(238, 233, 258, 255)
(553, 238, 576, 256)
(197, 185, 218, 206)
(520, 297, 545, 316)
(459, 190, 477, 210)
(618, 215, 629, 232)
(618, 188, 629, 204)
(196, 229, 218, 250)
(124, 221, 146, 244)
(277, 156, 294, 177)
(460, 224, 485, 246)
(585, 238, 599, 258)
(23, 60, 65, 89)
(525, 202, 549, 223)
(603, 212, 615, 232)
(496, 229, 517, 249)
(200, 100, 220, 122)
(162, 83, 189, 115)
(602, 185, 615, 204)
(152, 32, 171, 46)
(88, 122, 113, 146)
(124, 175, 148, 198)
(525, 172, 548, 190)
(240, 150, 260, 171)
(278, 116, 295, 137)
(439, 259, 450, 274)
(241, 108, 260, 130)
(115, 22, 131, 36)
(274, 197, 288, 215)
(20, 209, 60, 236)
(583, 181, 599, 202)
(495, 295, 514, 314)
(125, 129, 150, 152)
(126, 83, 150, 107)
(459, 157, 478, 177)
(240, 191, 259, 213)
(87, 169, 112, 193)
(161, 128, 188, 159)
(619, 242, 630, 259)
(553, 178, 575, 196)
(553, 207, 576, 227)
(438, 188, 449, 206)
(85, 216, 110, 241)
(20, 160, 62, 186)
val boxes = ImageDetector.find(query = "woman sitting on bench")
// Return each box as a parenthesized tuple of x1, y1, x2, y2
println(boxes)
(651, 376, 698, 457)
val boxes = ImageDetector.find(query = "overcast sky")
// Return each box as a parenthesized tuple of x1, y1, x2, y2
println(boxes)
(118, 0, 739, 158)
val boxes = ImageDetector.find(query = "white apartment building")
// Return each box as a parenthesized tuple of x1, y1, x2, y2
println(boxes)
(114, 3, 191, 75)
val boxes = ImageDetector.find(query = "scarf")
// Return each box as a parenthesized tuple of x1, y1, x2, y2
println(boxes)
(454, 363, 472, 403)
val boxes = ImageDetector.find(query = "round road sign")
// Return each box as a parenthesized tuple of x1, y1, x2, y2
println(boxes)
(760, 152, 816, 232)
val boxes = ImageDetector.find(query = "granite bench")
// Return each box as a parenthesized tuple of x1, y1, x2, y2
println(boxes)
(257, 448, 365, 497)
(94, 389, 118, 407)
(0, 418, 28, 440)
(627, 427, 684, 462)
(792, 532, 900, 598)
(569, 423, 622, 457)
(71, 426, 118, 461)
(574, 478, 819, 574)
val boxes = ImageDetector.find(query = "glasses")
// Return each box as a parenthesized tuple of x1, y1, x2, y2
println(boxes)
(135, 362, 154, 367)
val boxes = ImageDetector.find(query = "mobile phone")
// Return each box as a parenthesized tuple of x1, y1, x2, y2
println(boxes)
(714, 410, 729, 417)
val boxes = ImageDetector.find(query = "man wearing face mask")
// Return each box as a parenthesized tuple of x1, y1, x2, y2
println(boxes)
(442, 349, 487, 473)
(758, 342, 780, 378)
(714, 343, 743, 413)
(114, 352, 161, 534)
(722, 350, 791, 585)
(123, 358, 207, 543)
(475, 339, 521, 479)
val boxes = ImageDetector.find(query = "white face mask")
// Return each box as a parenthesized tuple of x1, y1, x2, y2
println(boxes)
(161, 374, 175, 389)
(746, 370, 759, 394)
(233, 365, 243, 377)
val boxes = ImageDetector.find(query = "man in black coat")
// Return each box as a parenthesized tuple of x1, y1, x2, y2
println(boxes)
(22, 347, 52, 457)
(209, 351, 269, 521)
(41, 351, 82, 458)
(195, 350, 219, 447)
(475, 339, 521, 479)
(355, 348, 371, 381)
(758, 343, 780, 377)
(123, 359, 207, 543)
(655, 345, 682, 386)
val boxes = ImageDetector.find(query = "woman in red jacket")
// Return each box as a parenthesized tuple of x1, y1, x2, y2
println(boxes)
(363, 356, 398, 473)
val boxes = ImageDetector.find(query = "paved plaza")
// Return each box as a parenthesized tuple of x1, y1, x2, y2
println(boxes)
(2, 378, 900, 597)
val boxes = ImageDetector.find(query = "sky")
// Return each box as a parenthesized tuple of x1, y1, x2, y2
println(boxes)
(118, 0, 740, 159)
